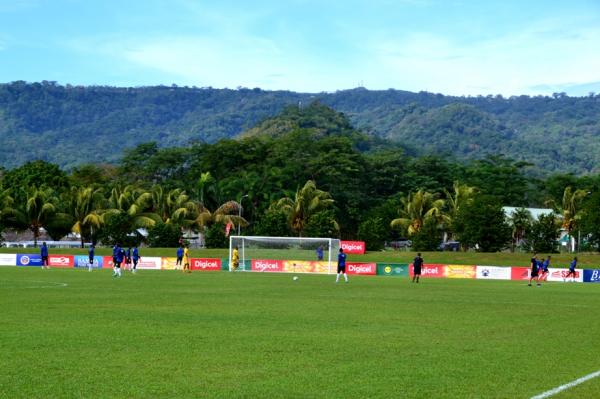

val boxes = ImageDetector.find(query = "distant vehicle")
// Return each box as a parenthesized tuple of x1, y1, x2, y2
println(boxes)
(439, 241, 460, 251)
(388, 239, 412, 249)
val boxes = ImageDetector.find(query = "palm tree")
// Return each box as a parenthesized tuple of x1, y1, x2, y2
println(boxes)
(509, 207, 533, 252)
(151, 185, 197, 225)
(560, 187, 588, 252)
(67, 186, 105, 247)
(391, 189, 446, 236)
(191, 200, 248, 232)
(443, 181, 475, 241)
(11, 187, 64, 247)
(274, 180, 335, 236)
(105, 186, 160, 229)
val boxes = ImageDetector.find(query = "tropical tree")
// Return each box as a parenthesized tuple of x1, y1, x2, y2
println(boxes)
(547, 187, 588, 252)
(11, 187, 67, 247)
(151, 185, 197, 226)
(275, 180, 335, 236)
(66, 186, 105, 247)
(508, 208, 533, 252)
(443, 181, 475, 241)
(390, 189, 446, 236)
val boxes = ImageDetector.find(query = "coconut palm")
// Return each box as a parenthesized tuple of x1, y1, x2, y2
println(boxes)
(105, 185, 160, 229)
(10, 187, 66, 247)
(66, 186, 105, 247)
(509, 207, 533, 252)
(443, 181, 475, 241)
(275, 180, 335, 236)
(151, 185, 197, 225)
(560, 187, 588, 252)
(391, 189, 446, 236)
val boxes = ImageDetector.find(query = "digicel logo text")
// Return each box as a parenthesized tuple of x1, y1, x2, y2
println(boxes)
(343, 243, 364, 251)
(348, 264, 373, 273)
(254, 260, 280, 272)
(193, 260, 219, 269)
(423, 267, 439, 274)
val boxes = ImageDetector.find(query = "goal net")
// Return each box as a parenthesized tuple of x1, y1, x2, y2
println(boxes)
(228, 236, 341, 274)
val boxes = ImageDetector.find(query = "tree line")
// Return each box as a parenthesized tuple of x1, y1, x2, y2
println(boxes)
(0, 104, 599, 251)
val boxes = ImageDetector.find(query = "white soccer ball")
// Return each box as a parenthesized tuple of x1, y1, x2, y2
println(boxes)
(293, 276, 299, 281)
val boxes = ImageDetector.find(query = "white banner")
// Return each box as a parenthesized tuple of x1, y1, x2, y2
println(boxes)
(136, 256, 161, 270)
(545, 268, 583, 283)
(476, 265, 511, 280)
(0, 254, 17, 266)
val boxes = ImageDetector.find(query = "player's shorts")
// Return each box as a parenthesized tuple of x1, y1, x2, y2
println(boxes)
(530, 270, 538, 277)
(337, 265, 346, 273)
(176, 256, 183, 264)
(413, 266, 422, 275)
(89, 257, 94, 263)
(42, 256, 49, 265)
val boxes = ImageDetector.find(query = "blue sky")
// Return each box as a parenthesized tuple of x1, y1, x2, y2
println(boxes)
(1, 0, 599, 96)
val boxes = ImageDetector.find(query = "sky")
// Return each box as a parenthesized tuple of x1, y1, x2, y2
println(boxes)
(1, 0, 599, 96)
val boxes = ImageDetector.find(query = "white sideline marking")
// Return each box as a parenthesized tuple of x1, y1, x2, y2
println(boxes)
(531, 370, 600, 399)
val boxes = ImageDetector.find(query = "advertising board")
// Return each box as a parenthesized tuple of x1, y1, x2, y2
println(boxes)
(346, 262, 376, 275)
(191, 258, 221, 271)
(251, 259, 284, 272)
(409, 263, 446, 278)
(17, 254, 43, 266)
(0, 254, 17, 266)
(476, 266, 511, 280)
(546, 268, 583, 283)
(445, 265, 476, 279)
(376, 263, 409, 277)
(48, 255, 74, 268)
(584, 269, 600, 283)
(74, 255, 103, 268)
(340, 241, 366, 254)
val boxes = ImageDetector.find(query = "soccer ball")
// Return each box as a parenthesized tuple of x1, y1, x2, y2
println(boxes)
(293, 276, 299, 281)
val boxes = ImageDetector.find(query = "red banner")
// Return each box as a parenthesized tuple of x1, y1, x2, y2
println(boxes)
(48, 255, 74, 268)
(251, 259, 284, 272)
(191, 258, 221, 271)
(511, 267, 530, 280)
(346, 262, 376, 275)
(103, 256, 115, 269)
(409, 263, 446, 278)
(341, 241, 366, 254)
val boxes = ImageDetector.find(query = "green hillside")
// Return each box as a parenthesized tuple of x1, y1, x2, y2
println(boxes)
(1, 82, 599, 173)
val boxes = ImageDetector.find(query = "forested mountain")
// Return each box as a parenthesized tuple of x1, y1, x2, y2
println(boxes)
(1, 81, 599, 173)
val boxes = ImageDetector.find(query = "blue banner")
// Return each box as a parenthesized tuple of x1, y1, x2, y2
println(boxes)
(583, 269, 600, 283)
(16, 254, 43, 266)
(74, 255, 103, 268)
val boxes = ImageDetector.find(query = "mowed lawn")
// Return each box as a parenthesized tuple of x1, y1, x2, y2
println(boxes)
(1, 267, 599, 398)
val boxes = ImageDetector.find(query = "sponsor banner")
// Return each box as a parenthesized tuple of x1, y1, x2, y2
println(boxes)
(48, 255, 74, 268)
(346, 262, 376, 275)
(283, 260, 329, 274)
(251, 259, 284, 272)
(191, 258, 221, 271)
(223, 259, 251, 271)
(341, 241, 366, 254)
(161, 257, 180, 270)
(476, 266, 511, 280)
(409, 263, 446, 278)
(511, 267, 531, 280)
(74, 255, 103, 269)
(17, 254, 44, 267)
(445, 265, 476, 279)
(546, 268, 583, 283)
(376, 263, 409, 277)
(103, 256, 115, 269)
(0, 253, 17, 266)
(584, 269, 600, 283)
(137, 257, 161, 270)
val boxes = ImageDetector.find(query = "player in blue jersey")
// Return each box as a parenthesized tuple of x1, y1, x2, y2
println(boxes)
(565, 256, 577, 281)
(176, 245, 184, 270)
(132, 246, 140, 273)
(335, 248, 348, 283)
(40, 242, 49, 269)
(539, 255, 550, 281)
(113, 244, 124, 277)
(528, 253, 541, 286)
(125, 247, 132, 271)
(412, 253, 423, 283)
(88, 245, 95, 271)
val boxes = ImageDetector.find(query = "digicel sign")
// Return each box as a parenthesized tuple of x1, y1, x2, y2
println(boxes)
(48, 255, 74, 268)
(346, 262, 376, 275)
(341, 241, 365, 254)
(252, 259, 284, 272)
(409, 264, 446, 278)
(191, 258, 221, 271)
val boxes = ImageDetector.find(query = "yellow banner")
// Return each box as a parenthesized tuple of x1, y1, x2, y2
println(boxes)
(283, 260, 330, 274)
(445, 265, 476, 279)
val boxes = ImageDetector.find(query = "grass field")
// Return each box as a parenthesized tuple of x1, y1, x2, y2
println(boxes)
(1, 267, 599, 398)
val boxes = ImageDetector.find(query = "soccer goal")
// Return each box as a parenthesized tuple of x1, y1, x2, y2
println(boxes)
(228, 236, 341, 274)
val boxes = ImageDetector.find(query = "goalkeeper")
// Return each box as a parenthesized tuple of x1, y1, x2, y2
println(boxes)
(232, 246, 240, 270)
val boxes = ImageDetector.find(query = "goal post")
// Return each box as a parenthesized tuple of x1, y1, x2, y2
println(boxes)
(228, 236, 341, 274)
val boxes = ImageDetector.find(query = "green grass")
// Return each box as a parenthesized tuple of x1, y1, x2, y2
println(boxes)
(1, 267, 599, 398)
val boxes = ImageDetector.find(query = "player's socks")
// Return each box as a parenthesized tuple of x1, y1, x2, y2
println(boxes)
(344, 273, 348, 283)
(335, 274, 340, 283)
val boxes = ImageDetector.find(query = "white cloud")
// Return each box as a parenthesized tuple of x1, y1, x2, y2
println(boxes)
(368, 20, 600, 96)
